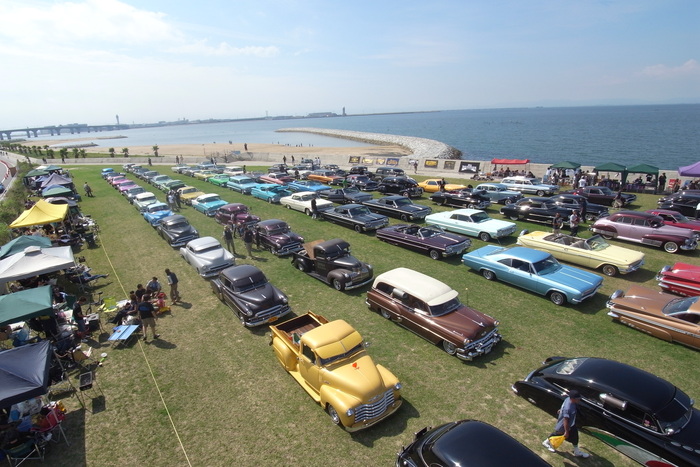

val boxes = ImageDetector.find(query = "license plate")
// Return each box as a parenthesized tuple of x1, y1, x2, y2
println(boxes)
(268, 316, 278, 323)
(483, 345, 492, 354)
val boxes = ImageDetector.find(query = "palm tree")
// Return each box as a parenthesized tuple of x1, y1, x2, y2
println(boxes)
(47, 149, 55, 159)
(153, 145, 159, 157)
(109, 147, 115, 158)
(59, 148, 68, 161)
(122, 147, 129, 157)
(79, 149, 86, 158)
(72, 148, 79, 159)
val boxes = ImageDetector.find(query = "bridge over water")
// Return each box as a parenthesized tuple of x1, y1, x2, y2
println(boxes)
(0, 124, 130, 140)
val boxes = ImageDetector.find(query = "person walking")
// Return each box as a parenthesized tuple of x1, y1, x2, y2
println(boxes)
(165, 268, 180, 303)
(243, 227, 254, 258)
(167, 191, 178, 212)
(552, 213, 563, 234)
(83, 182, 93, 197)
(658, 172, 667, 193)
(223, 224, 236, 254)
(542, 390, 589, 458)
(138, 294, 159, 341)
(311, 197, 318, 219)
(569, 210, 581, 237)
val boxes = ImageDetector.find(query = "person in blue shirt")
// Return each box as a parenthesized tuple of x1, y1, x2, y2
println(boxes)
(542, 389, 590, 458)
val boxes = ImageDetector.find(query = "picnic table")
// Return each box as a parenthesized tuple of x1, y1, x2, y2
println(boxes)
(108, 324, 139, 347)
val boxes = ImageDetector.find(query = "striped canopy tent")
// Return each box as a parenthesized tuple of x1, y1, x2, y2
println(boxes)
(594, 162, 628, 184)
(550, 161, 581, 169)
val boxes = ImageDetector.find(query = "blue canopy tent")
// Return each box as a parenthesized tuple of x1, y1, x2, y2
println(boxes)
(0, 340, 52, 408)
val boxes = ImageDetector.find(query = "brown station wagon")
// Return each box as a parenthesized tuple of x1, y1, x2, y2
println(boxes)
(365, 268, 501, 360)
(607, 285, 700, 350)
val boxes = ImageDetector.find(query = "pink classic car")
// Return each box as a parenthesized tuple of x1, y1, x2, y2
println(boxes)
(657, 263, 700, 297)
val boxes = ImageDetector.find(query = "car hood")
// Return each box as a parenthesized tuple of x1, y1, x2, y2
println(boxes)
(196, 249, 231, 263)
(237, 283, 284, 308)
(610, 285, 670, 314)
(164, 225, 197, 237)
(322, 354, 386, 401)
(333, 255, 366, 270)
(660, 263, 700, 283)
(347, 193, 373, 202)
(435, 307, 497, 340)
(267, 232, 303, 244)
(549, 265, 603, 288)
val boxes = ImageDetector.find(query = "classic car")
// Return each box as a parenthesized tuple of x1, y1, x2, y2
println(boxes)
(549, 194, 609, 221)
(143, 202, 174, 226)
(177, 186, 206, 205)
(657, 262, 700, 297)
(193, 170, 217, 180)
(462, 246, 603, 305)
(125, 186, 146, 202)
(108, 176, 128, 187)
(590, 211, 698, 253)
(280, 191, 333, 216)
(647, 209, 700, 238)
(117, 182, 139, 194)
(500, 198, 572, 225)
(253, 219, 304, 256)
(396, 420, 551, 467)
(606, 286, 700, 349)
(512, 357, 700, 467)
(375, 176, 423, 198)
(150, 175, 172, 188)
(140, 171, 160, 182)
(191, 193, 229, 216)
(571, 186, 636, 207)
(474, 183, 524, 205)
(156, 214, 199, 247)
(344, 174, 378, 191)
(207, 174, 231, 186)
(214, 203, 260, 230)
(267, 163, 289, 173)
(100, 168, 114, 179)
(319, 187, 372, 204)
(179, 236, 235, 277)
(211, 264, 291, 326)
(307, 170, 341, 184)
(367, 268, 501, 359)
(258, 172, 295, 185)
(376, 224, 471, 260)
(362, 195, 432, 221)
(320, 204, 390, 233)
(250, 184, 291, 204)
(501, 176, 558, 196)
(222, 166, 244, 176)
(657, 194, 700, 218)
(225, 175, 259, 194)
(517, 231, 645, 276)
(133, 192, 158, 212)
(374, 166, 405, 179)
(290, 164, 313, 179)
(160, 179, 186, 192)
(426, 208, 516, 242)
(429, 189, 491, 210)
(287, 180, 332, 193)
(171, 164, 190, 174)
(417, 178, 467, 193)
(291, 239, 373, 290)
(182, 164, 204, 176)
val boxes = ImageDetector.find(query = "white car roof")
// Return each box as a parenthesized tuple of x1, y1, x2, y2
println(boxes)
(373, 267, 458, 306)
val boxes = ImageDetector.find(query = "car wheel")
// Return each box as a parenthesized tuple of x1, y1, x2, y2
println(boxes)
(442, 341, 457, 356)
(536, 190, 545, 196)
(600, 232, 615, 240)
(612, 200, 623, 208)
(508, 214, 520, 221)
(468, 203, 476, 209)
(428, 249, 441, 260)
(295, 259, 309, 272)
(269, 246, 276, 254)
(504, 198, 514, 205)
(332, 279, 345, 291)
(479, 232, 491, 242)
(380, 308, 391, 319)
(354, 224, 363, 233)
(285, 204, 291, 209)
(602, 264, 618, 277)
(585, 213, 596, 222)
(400, 214, 409, 221)
(481, 269, 496, 281)
(402, 191, 410, 197)
(549, 291, 566, 306)
(267, 198, 273, 204)
(663, 241, 679, 254)
(327, 405, 341, 426)
(304, 208, 311, 216)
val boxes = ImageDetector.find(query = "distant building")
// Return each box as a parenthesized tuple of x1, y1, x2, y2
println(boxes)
(307, 112, 338, 118)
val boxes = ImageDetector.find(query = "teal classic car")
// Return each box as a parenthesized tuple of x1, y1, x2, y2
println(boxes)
(208, 174, 231, 186)
(425, 208, 517, 242)
(160, 179, 186, 192)
(191, 193, 229, 216)
(143, 202, 174, 226)
(226, 175, 258, 194)
(462, 246, 603, 305)
(251, 184, 291, 203)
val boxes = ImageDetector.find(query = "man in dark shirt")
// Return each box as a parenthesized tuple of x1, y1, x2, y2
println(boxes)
(135, 284, 147, 302)
(73, 296, 87, 335)
(138, 294, 159, 341)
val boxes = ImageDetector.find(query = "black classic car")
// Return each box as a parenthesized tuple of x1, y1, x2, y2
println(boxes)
(320, 204, 389, 233)
(549, 194, 609, 221)
(571, 186, 637, 207)
(252, 219, 304, 256)
(396, 419, 551, 467)
(291, 239, 373, 291)
(343, 174, 378, 191)
(211, 264, 291, 326)
(156, 214, 200, 247)
(500, 198, 571, 225)
(376, 176, 423, 198)
(362, 196, 432, 221)
(512, 356, 700, 467)
(376, 224, 471, 260)
(429, 189, 491, 210)
(657, 194, 700, 218)
(319, 187, 372, 204)
(214, 203, 261, 232)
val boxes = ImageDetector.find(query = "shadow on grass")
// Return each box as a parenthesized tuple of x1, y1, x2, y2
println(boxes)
(146, 338, 176, 349)
(350, 399, 419, 447)
(466, 339, 516, 368)
(558, 449, 617, 466)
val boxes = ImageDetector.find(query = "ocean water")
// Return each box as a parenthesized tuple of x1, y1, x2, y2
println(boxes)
(34, 104, 700, 168)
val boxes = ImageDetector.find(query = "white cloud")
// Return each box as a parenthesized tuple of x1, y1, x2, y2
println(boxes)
(641, 59, 700, 78)
(169, 40, 279, 57)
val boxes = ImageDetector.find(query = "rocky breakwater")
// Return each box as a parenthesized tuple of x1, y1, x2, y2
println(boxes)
(277, 128, 462, 159)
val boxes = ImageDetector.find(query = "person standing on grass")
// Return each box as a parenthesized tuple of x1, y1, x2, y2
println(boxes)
(569, 210, 581, 237)
(542, 390, 589, 458)
(552, 213, 563, 234)
(243, 227, 254, 258)
(165, 268, 180, 303)
(138, 294, 159, 341)
(311, 197, 318, 219)
(223, 224, 236, 254)
(83, 182, 93, 197)
(73, 296, 88, 337)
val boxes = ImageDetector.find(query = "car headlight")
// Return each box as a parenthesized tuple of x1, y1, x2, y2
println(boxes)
(346, 408, 355, 417)
(394, 383, 402, 390)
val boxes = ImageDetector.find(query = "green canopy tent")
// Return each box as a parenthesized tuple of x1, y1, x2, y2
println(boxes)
(550, 161, 581, 169)
(0, 286, 54, 326)
(0, 236, 52, 260)
(594, 162, 628, 184)
(41, 186, 74, 198)
(626, 163, 659, 192)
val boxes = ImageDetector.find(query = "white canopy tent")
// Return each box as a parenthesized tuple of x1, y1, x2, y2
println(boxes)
(0, 246, 76, 284)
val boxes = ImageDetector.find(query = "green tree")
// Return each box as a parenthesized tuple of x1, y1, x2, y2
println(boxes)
(153, 145, 159, 157)
(47, 148, 55, 159)
(79, 149, 86, 158)
(109, 147, 115, 158)
(59, 148, 68, 161)
(72, 148, 79, 159)
(122, 147, 129, 157)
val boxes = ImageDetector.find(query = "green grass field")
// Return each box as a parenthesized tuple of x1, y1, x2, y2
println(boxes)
(44, 166, 698, 467)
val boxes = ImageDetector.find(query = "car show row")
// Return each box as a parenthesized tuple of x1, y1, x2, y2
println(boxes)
(99, 164, 700, 466)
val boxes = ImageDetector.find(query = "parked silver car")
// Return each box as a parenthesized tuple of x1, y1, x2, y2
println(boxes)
(179, 237, 235, 277)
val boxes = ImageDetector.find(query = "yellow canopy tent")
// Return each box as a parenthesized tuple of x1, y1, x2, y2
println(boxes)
(9, 200, 68, 229)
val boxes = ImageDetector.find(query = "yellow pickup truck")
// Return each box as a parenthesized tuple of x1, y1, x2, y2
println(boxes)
(268, 312, 402, 431)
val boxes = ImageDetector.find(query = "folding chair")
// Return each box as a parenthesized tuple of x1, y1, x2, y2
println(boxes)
(4, 438, 46, 466)
(100, 297, 119, 319)
(76, 371, 104, 413)
(72, 346, 96, 372)
(32, 408, 69, 446)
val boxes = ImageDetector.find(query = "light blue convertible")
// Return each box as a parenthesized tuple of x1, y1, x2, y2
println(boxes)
(461, 246, 603, 306)
(251, 184, 291, 204)
(191, 193, 228, 216)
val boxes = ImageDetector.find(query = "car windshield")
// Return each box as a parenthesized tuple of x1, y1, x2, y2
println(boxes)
(345, 187, 360, 194)
(429, 297, 462, 317)
(238, 178, 254, 184)
(194, 244, 222, 254)
(532, 255, 561, 275)
(168, 221, 189, 229)
(299, 194, 314, 201)
(181, 188, 197, 194)
(348, 206, 371, 216)
(417, 227, 442, 238)
(201, 196, 221, 203)
(150, 205, 169, 213)
(319, 342, 364, 366)
(655, 393, 694, 435)
(394, 198, 412, 206)
(470, 212, 490, 223)
(586, 235, 610, 251)
(233, 278, 267, 293)
(598, 187, 614, 195)
(662, 296, 699, 315)
(267, 226, 290, 235)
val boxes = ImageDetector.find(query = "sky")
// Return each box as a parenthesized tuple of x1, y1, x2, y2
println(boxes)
(1, 0, 698, 128)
